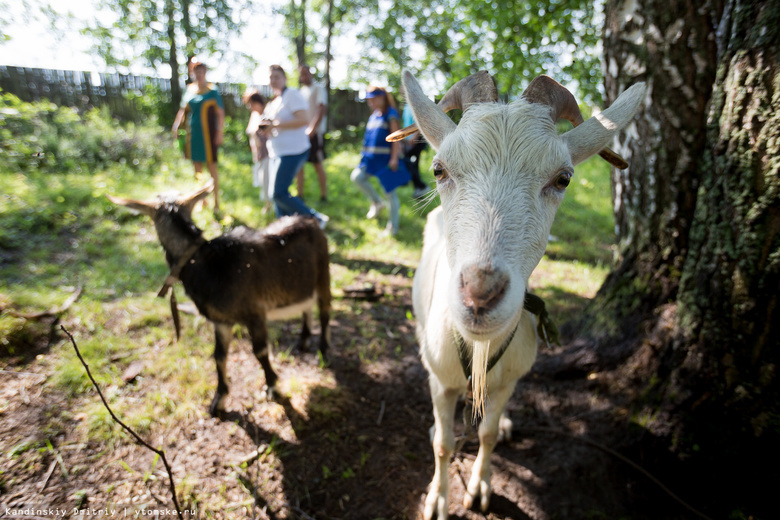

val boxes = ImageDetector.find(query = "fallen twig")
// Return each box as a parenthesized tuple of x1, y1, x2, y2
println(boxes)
(39, 459, 57, 492)
(233, 445, 269, 468)
(376, 400, 386, 426)
(514, 426, 713, 520)
(6, 287, 82, 319)
(62, 325, 183, 519)
(0, 369, 47, 380)
(339, 284, 383, 301)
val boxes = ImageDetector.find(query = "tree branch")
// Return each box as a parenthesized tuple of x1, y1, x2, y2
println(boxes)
(62, 325, 183, 519)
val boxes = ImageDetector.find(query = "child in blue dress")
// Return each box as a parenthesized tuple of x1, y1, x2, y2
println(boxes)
(351, 86, 410, 236)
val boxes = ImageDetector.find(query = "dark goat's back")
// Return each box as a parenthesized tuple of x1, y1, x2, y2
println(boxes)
(179, 216, 330, 324)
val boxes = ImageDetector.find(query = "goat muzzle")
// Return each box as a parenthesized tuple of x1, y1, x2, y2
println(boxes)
(459, 265, 509, 317)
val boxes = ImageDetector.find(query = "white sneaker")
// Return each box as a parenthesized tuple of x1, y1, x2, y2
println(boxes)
(366, 201, 385, 219)
(317, 213, 330, 230)
(383, 224, 399, 237)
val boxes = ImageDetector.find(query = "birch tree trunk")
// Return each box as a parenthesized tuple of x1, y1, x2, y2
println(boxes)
(601, 0, 779, 515)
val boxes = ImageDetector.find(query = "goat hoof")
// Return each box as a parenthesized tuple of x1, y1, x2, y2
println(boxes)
(261, 384, 279, 402)
(209, 394, 227, 417)
(463, 491, 486, 512)
(317, 347, 329, 365)
(463, 480, 491, 512)
(423, 492, 447, 520)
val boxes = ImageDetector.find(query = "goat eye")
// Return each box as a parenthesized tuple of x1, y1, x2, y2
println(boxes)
(555, 171, 572, 190)
(432, 164, 448, 180)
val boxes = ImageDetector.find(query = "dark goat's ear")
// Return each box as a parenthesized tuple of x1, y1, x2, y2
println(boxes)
(178, 180, 214, 212)
(106, 194, 158, 217)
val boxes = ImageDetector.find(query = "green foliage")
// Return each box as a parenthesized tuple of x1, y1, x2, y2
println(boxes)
(342, 0, 603, 102)
(325, 122, 366, 151)
(0, 90, 182, 261)
(83, 0, 254, 83)
(123, 83, 176, 128)
(0, 2, 11, 44)
(271, 0, 601, 101)
(0, 90, 169, 174)
(221, 111, 252, 158)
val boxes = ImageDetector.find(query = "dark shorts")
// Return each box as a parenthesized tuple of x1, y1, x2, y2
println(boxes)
(307, 133, 326, 163)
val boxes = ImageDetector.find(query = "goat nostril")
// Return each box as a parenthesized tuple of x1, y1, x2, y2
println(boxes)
(459, 268, 509, 315)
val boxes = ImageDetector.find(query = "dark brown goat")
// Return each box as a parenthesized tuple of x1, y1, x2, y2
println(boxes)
(108, 182, 331, 415)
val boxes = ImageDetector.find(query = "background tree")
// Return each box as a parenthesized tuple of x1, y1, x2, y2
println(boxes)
(0, 1, 13, 43)
(270, 0, 602, 101)
(347, 0, 602, 101)
(599, 0, 778, 515)
(286, 0, 308, 66)
(84, 0, 249, 121)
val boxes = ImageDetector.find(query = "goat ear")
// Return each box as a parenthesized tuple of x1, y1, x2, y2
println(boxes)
(178, 180, 214, 211)
(106, 194, 158, 217)
(400, 70, 456, 151)
(564, 82, 646, 167)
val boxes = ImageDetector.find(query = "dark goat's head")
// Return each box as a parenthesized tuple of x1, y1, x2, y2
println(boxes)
(107, 181, 213, 256)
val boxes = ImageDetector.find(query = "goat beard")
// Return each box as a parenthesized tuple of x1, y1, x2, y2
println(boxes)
(471, 339, 491, 420)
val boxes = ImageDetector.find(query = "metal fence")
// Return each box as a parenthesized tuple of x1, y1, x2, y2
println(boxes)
(0, 65, 370, 130)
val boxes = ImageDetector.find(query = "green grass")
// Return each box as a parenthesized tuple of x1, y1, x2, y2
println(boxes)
(548, 156, 616, 265)
(1, 101, 616, 442)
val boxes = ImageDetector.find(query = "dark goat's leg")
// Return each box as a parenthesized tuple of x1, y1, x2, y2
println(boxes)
(210, 322, 233, 416)
(248, 318, 278, 400)
(296, 311, 312, 351)
(317, 286, 331, 358)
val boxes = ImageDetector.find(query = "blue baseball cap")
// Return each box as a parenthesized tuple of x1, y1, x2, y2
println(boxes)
(365, 88, 386, 99)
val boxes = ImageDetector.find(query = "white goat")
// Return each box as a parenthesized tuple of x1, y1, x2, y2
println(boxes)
(389, 71, 645, 518)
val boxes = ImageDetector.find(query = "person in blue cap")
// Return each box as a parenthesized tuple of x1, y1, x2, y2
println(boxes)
(350, 86, 410, 236)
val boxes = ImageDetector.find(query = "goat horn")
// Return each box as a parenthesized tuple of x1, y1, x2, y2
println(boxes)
(177, 179, 215, 207)
(522, 75, 629, 170)
(387, 71, 498, 142)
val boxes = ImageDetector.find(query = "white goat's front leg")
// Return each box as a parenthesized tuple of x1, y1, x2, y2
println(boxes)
(463, 383, 516, 512)
(424, 379, 460, 520)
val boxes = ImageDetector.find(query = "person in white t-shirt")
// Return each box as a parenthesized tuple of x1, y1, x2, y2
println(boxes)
(295, 65, 328, 202)
(259, 65, 329, 229)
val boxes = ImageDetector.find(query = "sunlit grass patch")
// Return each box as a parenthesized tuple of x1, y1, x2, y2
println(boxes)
(547, 155, 615, 265)
(530, 257, 610, 321)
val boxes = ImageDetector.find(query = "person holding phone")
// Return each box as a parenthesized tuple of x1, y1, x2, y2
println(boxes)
(259, 65, 329, 228)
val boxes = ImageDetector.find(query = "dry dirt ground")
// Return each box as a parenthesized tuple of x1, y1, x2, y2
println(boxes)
(1, 267, 704, 520)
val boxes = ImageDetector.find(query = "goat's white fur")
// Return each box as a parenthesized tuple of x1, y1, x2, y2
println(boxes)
(406, 70, 645, 519)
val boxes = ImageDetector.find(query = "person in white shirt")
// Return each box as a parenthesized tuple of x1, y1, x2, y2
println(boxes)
(259, 65, 329, 229)
(296, 65, 329, 202)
